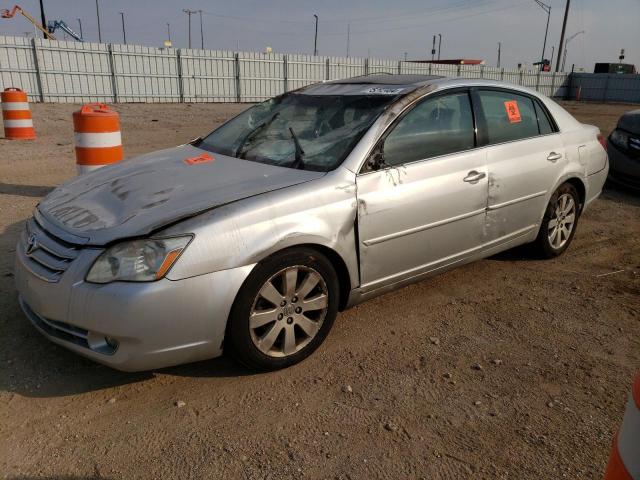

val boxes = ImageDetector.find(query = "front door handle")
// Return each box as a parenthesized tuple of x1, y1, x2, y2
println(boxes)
(547, 152, 563, 162)
(463, 170, 486, 183)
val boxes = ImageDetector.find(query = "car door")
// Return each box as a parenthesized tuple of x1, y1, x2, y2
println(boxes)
(475, 89, 566, 243)
(356, 90, 488, 291)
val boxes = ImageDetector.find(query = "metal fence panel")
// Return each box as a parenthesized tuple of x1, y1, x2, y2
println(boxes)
(328, 57, 366, 80)
(369, 58, 397, 75)
(0, 35, 40, 101)
(287, 54, 326, 91)
(35, 38, 113, 103)
(0, 35, 637, 104)
(238, 51, 285, 102)
(569, 74, 640, 103)
(112, 44, 179, 102)
(180, 49, 235, 102)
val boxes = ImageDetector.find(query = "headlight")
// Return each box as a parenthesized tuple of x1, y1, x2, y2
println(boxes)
(610, 129, 629, 150)
(86, 236, 192, 283)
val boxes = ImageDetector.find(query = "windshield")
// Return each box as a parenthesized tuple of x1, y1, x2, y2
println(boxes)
(197, 93, 396, 171)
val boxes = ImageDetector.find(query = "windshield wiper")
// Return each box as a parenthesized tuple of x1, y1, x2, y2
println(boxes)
(288, 127, 306, 170)
(235, 112, 280, 158)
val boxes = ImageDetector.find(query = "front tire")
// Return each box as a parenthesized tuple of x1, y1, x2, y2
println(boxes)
(225, 248, 339, 371)
(533, 183, 581, 258)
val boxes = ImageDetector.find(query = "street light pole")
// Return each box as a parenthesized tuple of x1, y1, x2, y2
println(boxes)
(77, 18, 83, 39)
(497, 42, 501, 68)
(437, 34, 442, 60)
(95, 0, 102, 43)
(346, 22, 350, 58)
(198, 10, 204, 49)
(119, 12, 126, 44)
(533, 0, 551, 67)
(555, 0, 571, 72)
(561, 30, 585, 72)
(167, 23, 171, 43)
(313, 14, 318, 56)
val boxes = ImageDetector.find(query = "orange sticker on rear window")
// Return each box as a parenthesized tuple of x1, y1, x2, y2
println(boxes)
(504, 100, 522, 123)
(184, 152, 214, 165)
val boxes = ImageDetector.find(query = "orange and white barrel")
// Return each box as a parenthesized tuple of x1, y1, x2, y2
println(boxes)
(604, 372, 640, 480)
(1, 88, 36, 140)
(73, 103, 123, 174)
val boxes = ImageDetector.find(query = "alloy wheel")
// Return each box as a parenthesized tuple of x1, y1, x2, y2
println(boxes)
(249, 266, 329, 358)
(548, 193, 576, 249)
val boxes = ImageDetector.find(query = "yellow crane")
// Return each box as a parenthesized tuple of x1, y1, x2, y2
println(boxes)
(1, 5, 56, 40)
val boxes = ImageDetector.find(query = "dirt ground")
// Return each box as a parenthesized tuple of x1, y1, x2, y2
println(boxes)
(1, 101, 639, 480)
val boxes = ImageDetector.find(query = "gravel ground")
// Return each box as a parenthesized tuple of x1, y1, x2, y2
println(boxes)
(1, 101, 639, 480)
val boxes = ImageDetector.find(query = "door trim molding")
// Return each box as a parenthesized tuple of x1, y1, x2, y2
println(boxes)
(487, 190, 547, 210)
(360, 224, 537, 293)
(362, 207, 487, 246)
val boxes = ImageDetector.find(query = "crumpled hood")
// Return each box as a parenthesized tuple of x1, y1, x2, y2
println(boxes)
(618, 109, 640, 135)
(38, 144, 325, 245)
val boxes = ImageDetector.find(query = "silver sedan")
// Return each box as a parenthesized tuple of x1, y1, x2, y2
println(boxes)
(15, 75, 609, 371)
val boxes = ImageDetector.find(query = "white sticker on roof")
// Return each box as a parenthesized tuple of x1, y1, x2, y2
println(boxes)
(364, 87, 405, 95)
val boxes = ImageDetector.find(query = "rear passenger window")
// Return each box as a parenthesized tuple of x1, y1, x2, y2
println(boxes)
(383, 92, 475, 166)
(477, 90, 539, 144)
(534, 100, 554, 135)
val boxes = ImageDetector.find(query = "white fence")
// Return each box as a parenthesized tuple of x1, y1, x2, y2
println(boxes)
(0, 35, 573, 103)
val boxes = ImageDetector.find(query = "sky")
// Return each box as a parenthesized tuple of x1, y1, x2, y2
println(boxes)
(1, 0, 639, 71)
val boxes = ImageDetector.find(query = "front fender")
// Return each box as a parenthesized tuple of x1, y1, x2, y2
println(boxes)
(161, 168, 359, 290)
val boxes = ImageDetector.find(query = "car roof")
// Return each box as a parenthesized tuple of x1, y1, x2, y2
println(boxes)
(298, 74, 444, 96)
(327, 74, 444, 86)
(297, 74, 551, 98)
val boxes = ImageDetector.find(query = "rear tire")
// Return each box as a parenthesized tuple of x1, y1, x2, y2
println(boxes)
(225, 248, 339, 371)
(532, 183, 581, 258)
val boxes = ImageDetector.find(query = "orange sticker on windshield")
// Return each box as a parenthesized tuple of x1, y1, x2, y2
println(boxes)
(184, 153, 214, 165)
(504, 100, 522, 123)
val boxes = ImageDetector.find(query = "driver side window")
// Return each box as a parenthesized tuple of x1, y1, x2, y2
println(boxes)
(383, 92, 475, 167)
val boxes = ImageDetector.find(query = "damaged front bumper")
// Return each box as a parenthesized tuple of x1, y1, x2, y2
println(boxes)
(14, 224, 253, 372)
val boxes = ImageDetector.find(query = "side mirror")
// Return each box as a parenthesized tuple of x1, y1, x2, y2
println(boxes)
(366, 142, 386, 172)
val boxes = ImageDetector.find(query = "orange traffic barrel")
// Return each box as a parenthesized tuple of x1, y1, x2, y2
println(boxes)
(73, 103, 123, 174)
(604, 372, 640, 480)
(1, 88, 36, 140)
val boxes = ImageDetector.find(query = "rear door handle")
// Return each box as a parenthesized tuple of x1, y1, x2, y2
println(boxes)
(463, 171, 486, 183)
(547, 152, 562, 162)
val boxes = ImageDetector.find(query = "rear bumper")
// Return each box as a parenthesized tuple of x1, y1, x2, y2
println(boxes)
(15, 237, 254, 371)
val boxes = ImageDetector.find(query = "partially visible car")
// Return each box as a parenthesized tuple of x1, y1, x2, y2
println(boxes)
(608, 109, 640, 189)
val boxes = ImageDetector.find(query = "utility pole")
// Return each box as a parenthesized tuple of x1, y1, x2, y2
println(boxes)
(38, 0, 47, 38)
(431, 35, 436, 61)
(497, 42, 501, 68)
(346, 23, 350, 58)
(198, 10, 204, 49)
(313, 14, 318, 56)
(183, 9, 196, 49)
(437, 34, 442, 60)
(95, 0, 102, 43)
(119, 12, 126, 44)
(77, 18, 83, 39)
(555, 0, 570, 72)
(533, 0, 551, 67)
